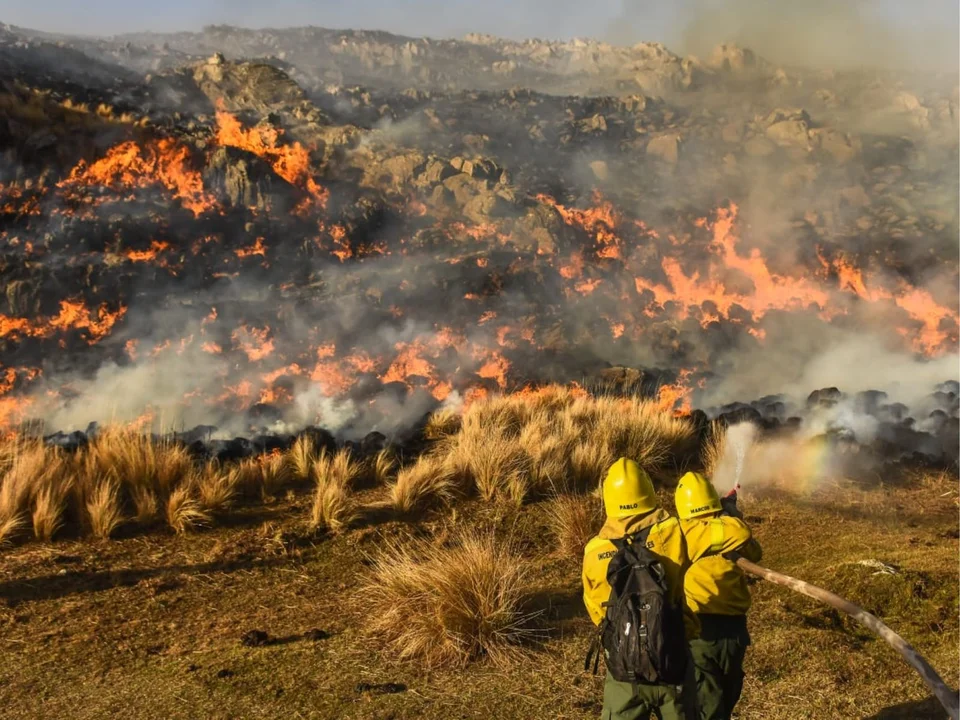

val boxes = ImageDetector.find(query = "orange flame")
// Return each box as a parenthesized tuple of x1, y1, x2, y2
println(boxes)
(234, 237, 267, 258)
(125, 240, 170, 262)
(58, 139, 215, 216)
(215, 108, 328, 209)
(0, 300, 126, 345)
(232, 326, 275, 362)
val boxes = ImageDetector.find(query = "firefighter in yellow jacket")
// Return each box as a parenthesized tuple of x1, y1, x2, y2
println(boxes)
(583, 458, 698, 720)
(675, 472, 762, 720)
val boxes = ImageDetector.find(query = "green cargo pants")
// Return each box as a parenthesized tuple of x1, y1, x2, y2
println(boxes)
(601, 672, 691, 720)
(688, 614, 750, 720)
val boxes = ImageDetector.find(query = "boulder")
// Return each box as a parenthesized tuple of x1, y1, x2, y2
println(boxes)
(463, 191, 513, 223)
(618, 94, 649, 113)
(707, 43, 757, 72)
(764, 108, 811, 127)
(811, 128, 859, 163)
(578, 114, 608, 133)
(418, 158, 456, 185)
(646, 133, 681, 163)
(379, 151, 427, 187)
(192, 58, 321, 119)
(203, 146, 284, 210)
(766, 119, 810, 149)
(442, 173, 481, 206)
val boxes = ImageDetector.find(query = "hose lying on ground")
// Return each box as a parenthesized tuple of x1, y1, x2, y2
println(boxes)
(732, 554, 960, 720)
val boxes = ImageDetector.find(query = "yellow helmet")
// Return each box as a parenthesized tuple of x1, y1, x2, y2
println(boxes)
(675, 471, 722, 519)
(602, 458, 658, 519)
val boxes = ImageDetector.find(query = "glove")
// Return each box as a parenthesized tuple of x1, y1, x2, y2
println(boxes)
(720, 491, 743, 519)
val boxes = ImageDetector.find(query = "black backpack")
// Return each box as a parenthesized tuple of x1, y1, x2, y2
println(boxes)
(584, 526, 688, 684)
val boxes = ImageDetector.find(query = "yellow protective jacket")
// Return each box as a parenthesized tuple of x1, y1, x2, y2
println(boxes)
(679, 514, 762, 617)
(582, 508, 700, 640)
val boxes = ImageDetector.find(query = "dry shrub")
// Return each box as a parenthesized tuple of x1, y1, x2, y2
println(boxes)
(230, 457, 263, 498)
(461, 396, 529, 439)
(503, 469, 533, 508)
(390, 455, 456, 514)
(166, 486, 210, 535)
(362, 532, 536, 667)
(330, 449, 361, 488)
(547, 494, 602, 560)
(154, 442, 194, 495)
(85, 477, 123, 539)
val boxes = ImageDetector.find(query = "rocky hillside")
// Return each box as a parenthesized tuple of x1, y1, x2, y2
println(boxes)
(0, 21, 956, 461)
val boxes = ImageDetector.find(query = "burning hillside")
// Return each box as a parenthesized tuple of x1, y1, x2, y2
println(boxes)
(0, 24, 957, 466)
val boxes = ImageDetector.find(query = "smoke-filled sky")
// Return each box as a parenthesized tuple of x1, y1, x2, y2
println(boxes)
(4, 0, 958, 69)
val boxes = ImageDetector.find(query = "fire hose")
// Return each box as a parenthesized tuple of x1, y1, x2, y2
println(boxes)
(731, 553, 960, 719)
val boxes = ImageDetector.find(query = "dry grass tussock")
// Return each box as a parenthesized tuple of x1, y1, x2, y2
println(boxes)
(166, 486, 211, 535)
(32, 477, 72, 542)
(1, 440, 73, 544)
(0, 428, 304, 546)
(362, 531, 538, 667)
(195, 462, 240, 515)
(701, 420, 726, 478)
(288, 435, 316, 482)
(1, 387, 694, 544)
(309, 449, 362, 533)
(423, 409, 461, 440)
(85, 476, 124, 539)
(404, 387, 694, 509)
(85, 429, 193, 497)
(389, 454, 456, 514)
(369, 448, 396, 487)
(547, 493, 603, 560)
(259, 452, 294, 499)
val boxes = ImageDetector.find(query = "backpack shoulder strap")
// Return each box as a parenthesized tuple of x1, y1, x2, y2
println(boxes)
(625, 524, 654, 547)
(583, 621, 606, 674)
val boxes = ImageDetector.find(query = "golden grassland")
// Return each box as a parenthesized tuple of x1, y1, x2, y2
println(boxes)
(0, 387, 956, 719)
(0, 386, 692, 548)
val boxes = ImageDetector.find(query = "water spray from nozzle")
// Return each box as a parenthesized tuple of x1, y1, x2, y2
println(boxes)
(714, 421, 758, 493)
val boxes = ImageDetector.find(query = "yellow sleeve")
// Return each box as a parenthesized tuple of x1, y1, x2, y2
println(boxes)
(582, 537, 611, 626)
(676, 530, 701, 640)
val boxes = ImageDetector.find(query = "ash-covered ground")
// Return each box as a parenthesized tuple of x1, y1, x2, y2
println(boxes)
(0, 21, 957, 467)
